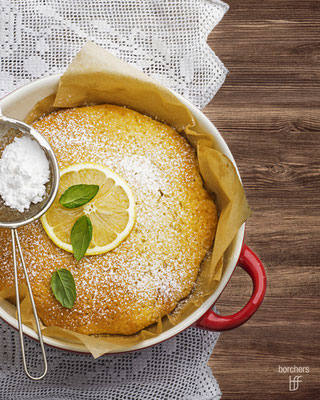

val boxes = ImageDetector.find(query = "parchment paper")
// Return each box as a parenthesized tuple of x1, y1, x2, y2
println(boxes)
(1, 42, 251, 357)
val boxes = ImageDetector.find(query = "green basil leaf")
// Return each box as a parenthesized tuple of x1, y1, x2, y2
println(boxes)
(71, 215, 93, 261)
(59, 184, 99, 209)
(51, 269, 76, 309)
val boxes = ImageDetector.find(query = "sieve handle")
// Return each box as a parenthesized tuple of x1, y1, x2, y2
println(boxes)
(11, 229, 48, 380)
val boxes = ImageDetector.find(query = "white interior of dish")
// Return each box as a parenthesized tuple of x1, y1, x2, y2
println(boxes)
(0, 75, 245, 353)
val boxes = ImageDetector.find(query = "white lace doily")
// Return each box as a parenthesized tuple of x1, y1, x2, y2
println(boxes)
(0, 1, 228, 398)
(0, 324, 221, 399)
(0, 0, 228, 108)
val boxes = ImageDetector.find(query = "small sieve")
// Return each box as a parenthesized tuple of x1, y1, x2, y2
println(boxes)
(0, 114, 59, 380)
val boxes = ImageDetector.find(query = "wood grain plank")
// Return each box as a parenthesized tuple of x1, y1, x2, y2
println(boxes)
(205, 0, 320, 398)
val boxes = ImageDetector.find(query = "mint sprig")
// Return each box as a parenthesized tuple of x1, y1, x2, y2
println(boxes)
(71, 215, 93, 261)
(59, 184, 99, 209)
(51, 269, 76, 309)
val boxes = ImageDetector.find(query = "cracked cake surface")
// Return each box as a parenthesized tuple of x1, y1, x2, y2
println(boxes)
(0, 104, 217, 335)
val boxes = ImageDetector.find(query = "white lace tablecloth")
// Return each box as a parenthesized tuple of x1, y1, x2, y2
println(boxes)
(0, 324, 221, 399)
(0, 0, 228, 398)
(0, 0, 228, 108)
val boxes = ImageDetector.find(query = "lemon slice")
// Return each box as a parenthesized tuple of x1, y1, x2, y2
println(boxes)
(41, 163, 136, 255)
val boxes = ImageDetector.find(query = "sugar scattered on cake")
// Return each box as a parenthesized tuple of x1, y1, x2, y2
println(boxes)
(0, 106, 216, 334)
(0, 136, 50, 212)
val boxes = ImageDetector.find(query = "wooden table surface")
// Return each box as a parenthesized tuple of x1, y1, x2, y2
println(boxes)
(205, 1, 320, 398)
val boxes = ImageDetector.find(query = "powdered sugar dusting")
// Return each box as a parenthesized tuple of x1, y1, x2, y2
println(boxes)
(0, 136, 50, 212)
(0, 105, 216, 335)
(119, 155, 168, 194)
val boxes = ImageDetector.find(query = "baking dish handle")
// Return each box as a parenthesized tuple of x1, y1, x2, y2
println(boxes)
(196, 244, 266, 331)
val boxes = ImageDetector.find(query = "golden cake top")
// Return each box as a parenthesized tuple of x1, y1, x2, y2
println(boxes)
(0, 105, 217, 335)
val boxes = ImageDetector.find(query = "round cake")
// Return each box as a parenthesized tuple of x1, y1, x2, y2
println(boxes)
(0, 105, 217, 335)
